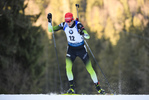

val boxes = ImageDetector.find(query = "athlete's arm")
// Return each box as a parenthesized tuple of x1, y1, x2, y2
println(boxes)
(77, 23, 90, 39)
(48, 22, 65, 32)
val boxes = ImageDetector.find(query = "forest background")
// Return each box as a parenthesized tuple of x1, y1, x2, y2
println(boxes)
(0, 0, 149, 94)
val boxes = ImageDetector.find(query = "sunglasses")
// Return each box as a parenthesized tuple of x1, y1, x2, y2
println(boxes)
(65, 19, 73, 23)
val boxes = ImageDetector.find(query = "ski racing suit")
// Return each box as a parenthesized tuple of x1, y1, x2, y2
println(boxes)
(48, 20, 98, 84)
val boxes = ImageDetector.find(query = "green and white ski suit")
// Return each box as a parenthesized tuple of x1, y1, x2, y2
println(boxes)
(48, 20, 98, 83)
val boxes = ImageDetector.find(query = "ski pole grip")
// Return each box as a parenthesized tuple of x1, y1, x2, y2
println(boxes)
(75, 4, 79, 8)
(47, 13, 52, 22)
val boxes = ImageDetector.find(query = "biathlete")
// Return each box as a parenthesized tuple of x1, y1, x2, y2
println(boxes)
(47, 12, 105, 94)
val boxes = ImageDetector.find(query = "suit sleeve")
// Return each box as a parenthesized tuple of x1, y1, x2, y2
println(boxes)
(48, 22, 64, 32)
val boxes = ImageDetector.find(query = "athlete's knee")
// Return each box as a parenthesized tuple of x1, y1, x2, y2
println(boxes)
(86, 60, 95, 73)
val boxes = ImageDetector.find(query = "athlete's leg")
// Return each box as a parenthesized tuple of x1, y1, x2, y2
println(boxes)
(66, 56, 73, 81)
(66, 46, 76, 80)
(66, 47, 76, 93)
(78, 46, 98, 83)
(78, 46, 105, 94)
(84, 55, 98, 83)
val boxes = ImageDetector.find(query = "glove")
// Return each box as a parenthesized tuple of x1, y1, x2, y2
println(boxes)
(79, 29, 84, 35)
(47, 13, 52, 22)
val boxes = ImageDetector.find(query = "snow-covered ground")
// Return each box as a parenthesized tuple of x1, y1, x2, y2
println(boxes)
(0, 94, 149, 100)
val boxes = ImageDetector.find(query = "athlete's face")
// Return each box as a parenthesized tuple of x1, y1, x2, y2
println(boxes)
(66, 20, 74, 27)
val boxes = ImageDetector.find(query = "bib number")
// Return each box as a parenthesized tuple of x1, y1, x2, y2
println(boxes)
(69, 36, 75, 41)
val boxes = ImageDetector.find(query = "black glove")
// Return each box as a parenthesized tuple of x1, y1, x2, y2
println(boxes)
(47, 13, 52, 22)
(79, 29, 84, 35)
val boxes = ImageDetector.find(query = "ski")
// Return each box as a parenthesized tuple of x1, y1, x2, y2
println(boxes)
(61, 93, 81, 95)
(61, 93, 115, 95)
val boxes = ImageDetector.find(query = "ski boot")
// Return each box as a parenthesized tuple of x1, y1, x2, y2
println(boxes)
(67, 80, 75, 94)
(95, 82, 105, 94)
(67, 88, 75, 94)
(97, 89, 105, 94)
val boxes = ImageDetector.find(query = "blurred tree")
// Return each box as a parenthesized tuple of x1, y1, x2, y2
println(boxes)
(0, 0, 49, 93)
(104, 17, 116, 44)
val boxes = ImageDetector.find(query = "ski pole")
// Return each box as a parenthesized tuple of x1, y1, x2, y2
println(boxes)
(75, 4, 114, 94)
(50, 16, 63, 93)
